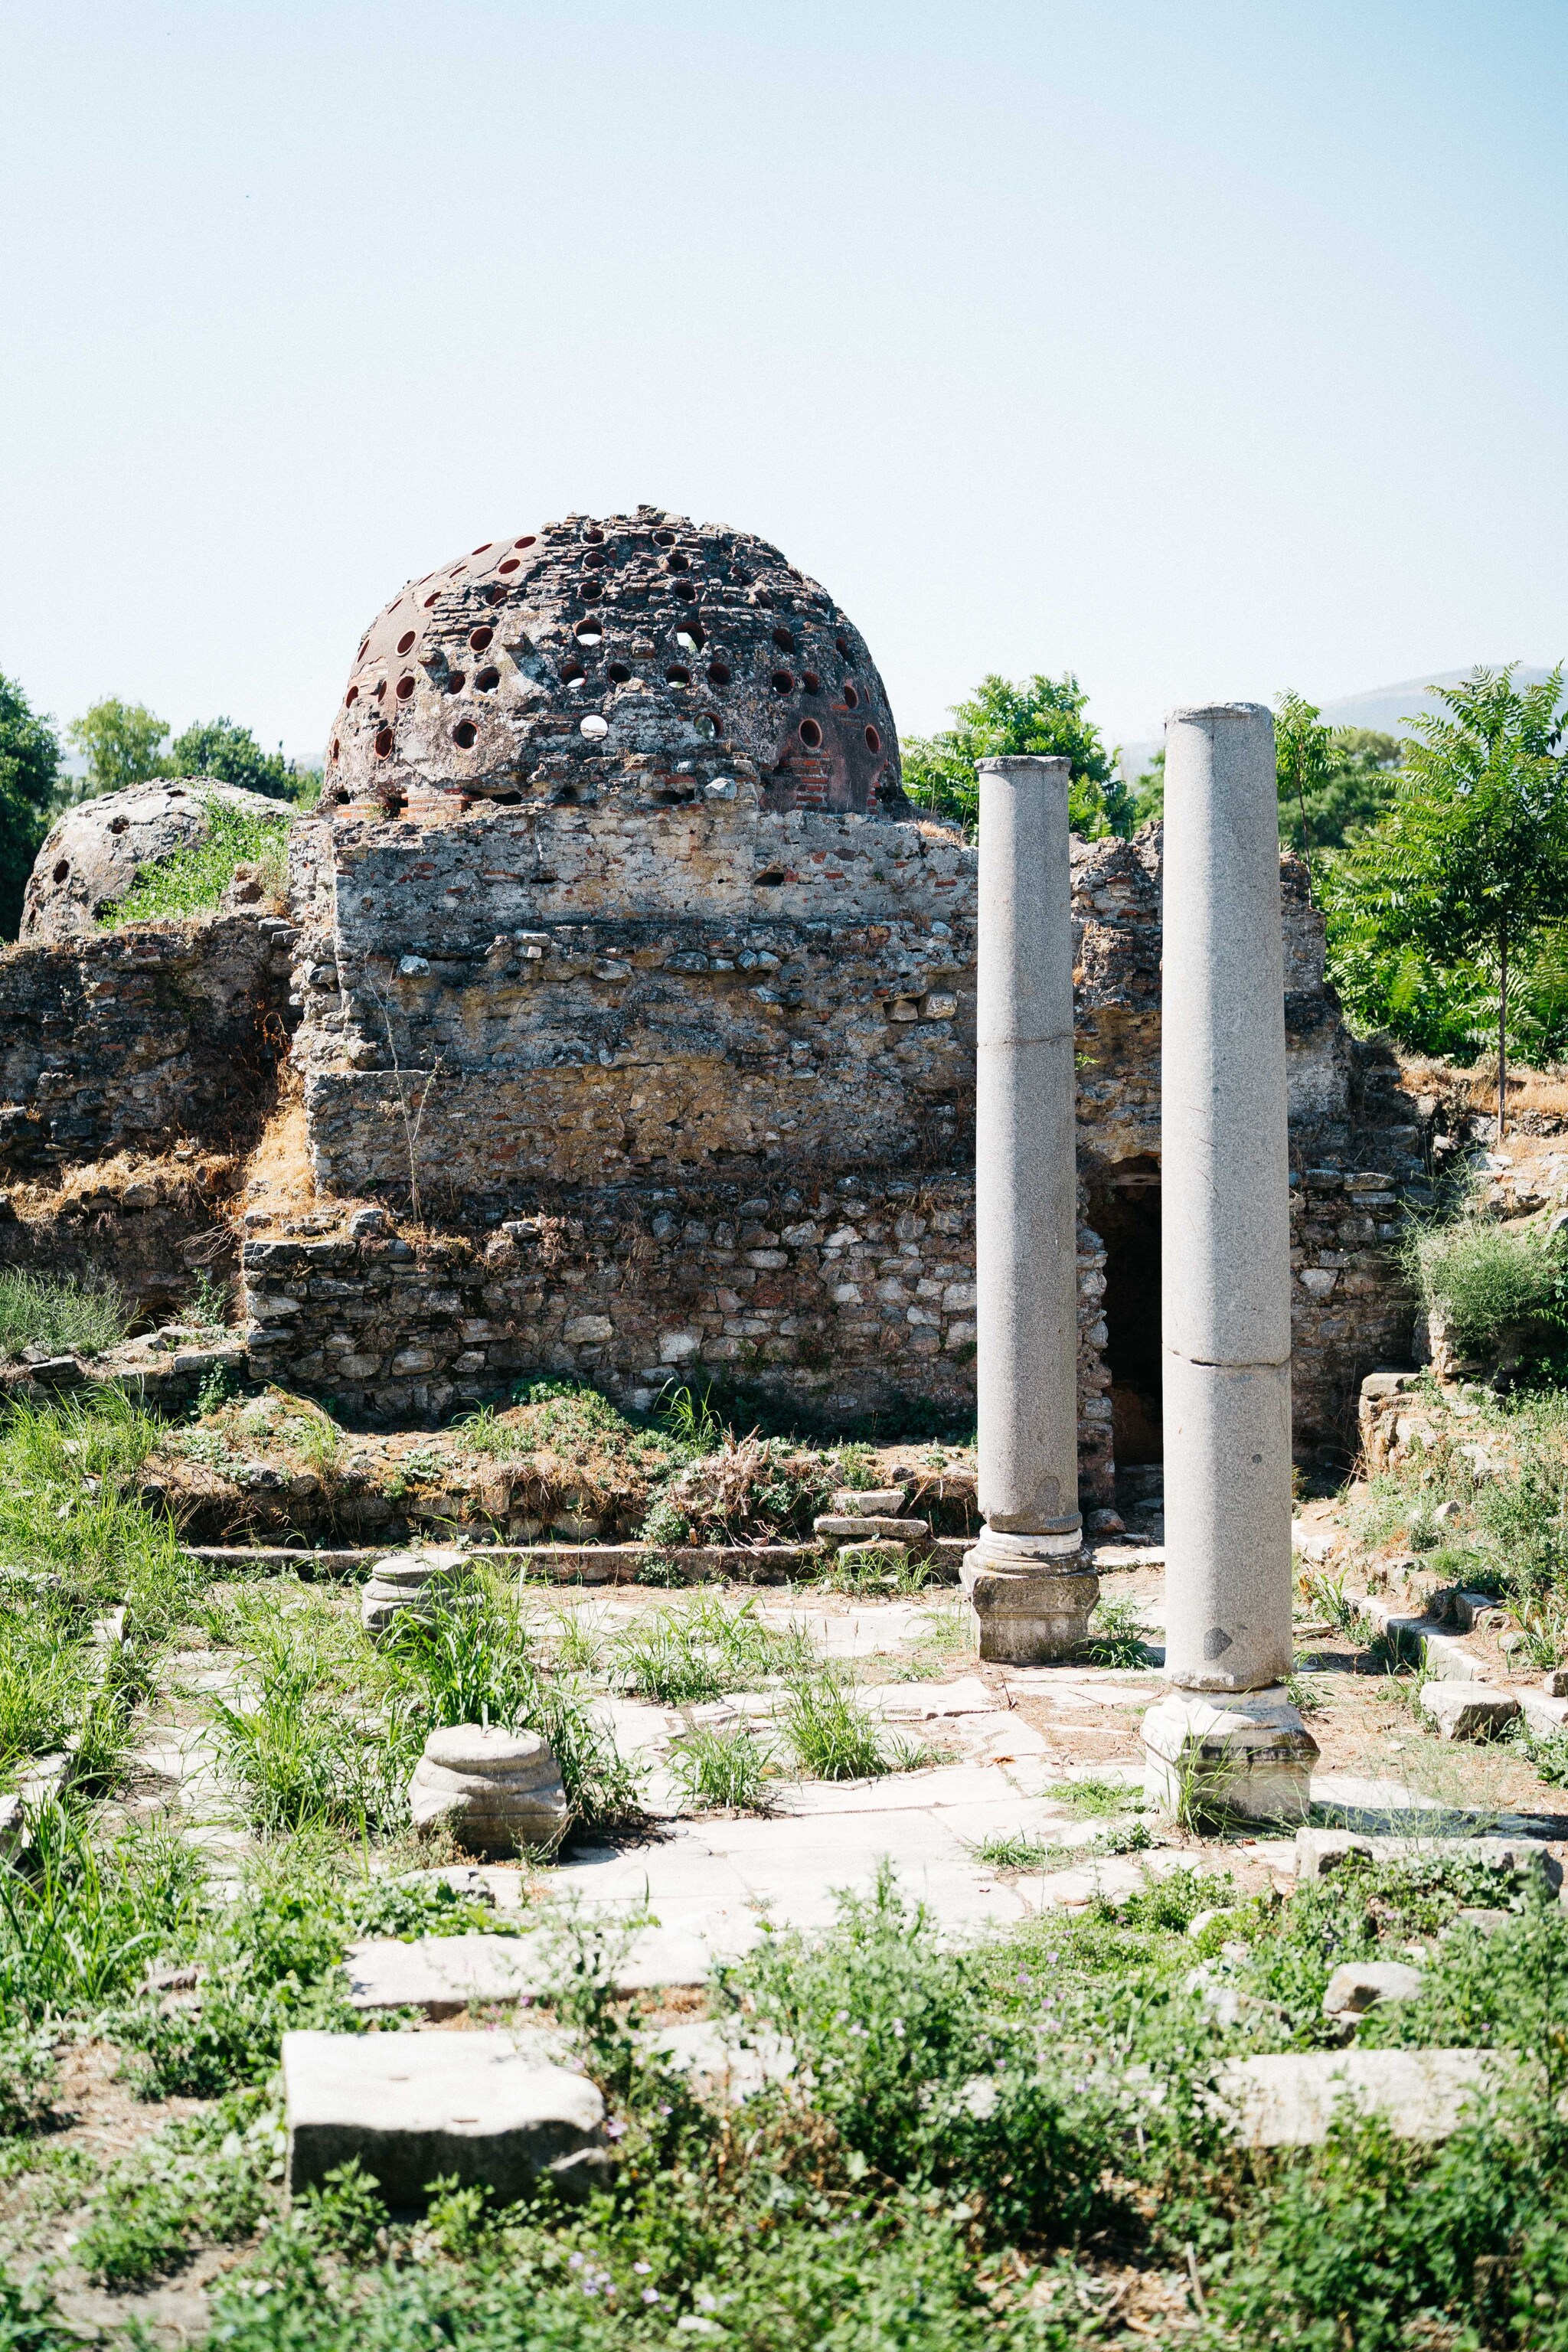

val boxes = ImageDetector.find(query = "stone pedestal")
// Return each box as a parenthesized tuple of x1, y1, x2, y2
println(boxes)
(966, 754, 1096, 1661)
(409, 1724, 569, 1857)
(361, 1547, 469, 1639)
(1143, 704, 1316, 1819)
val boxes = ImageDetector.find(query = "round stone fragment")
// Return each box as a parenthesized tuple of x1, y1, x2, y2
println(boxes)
(409, 1723, 570, 1858)
(361, 1547, 469, 1638)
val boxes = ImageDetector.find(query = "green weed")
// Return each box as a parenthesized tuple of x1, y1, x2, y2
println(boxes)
(668, 1725, 778, 1812)
(107, 794, 292, 923)
(0, 1269, 129, 1363)
(1082, 1594, 1153, 1667)
(778, 1671, 890, 1781)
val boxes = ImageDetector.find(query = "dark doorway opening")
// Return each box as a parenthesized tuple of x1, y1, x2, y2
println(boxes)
(1089, 1158, 1163, 1465)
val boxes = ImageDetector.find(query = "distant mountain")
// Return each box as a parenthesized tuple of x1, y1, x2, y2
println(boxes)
(1319, 665, 1557, 737)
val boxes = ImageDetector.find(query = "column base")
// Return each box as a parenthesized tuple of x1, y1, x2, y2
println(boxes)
(961, 1536, 1098, 1664)
(1142, 1686, 1318, 1826)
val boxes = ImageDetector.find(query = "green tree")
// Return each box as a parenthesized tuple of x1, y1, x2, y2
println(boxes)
(0, 673, 62, 938)
(1328, 664, 1568, 1135)
(1276, 698, 1403, 869)
(66, 699, 168, 799)
(168, 717, 294, 802)
(901, 671, 1132, 837)
(1274, 691, 1334, 890)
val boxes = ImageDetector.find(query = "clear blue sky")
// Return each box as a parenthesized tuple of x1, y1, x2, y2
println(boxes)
(2, 0, 1563, 767)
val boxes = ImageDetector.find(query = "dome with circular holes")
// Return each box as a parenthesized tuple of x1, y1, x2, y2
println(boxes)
(324, 508, 903, 818)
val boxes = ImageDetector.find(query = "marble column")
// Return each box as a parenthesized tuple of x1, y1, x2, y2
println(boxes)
(1142, 704, 1318, 1818)
(961, 755, 1097, 1661)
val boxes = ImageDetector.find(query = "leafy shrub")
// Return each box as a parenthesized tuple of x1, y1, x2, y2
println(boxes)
(1409, 1217, 1568, 1357)
(1082, 1594, 1153, 1666)
(0, 1269, 129, 1362)
(107, 795, 292, 923)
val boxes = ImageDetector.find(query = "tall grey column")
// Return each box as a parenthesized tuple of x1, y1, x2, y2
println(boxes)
(961, 755, 1097, 1661)
(1142, 704, 1317, 1818)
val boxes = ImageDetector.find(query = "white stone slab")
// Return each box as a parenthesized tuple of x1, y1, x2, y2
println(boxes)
(870, 1677, 998, 1718)
(952, 1713, 1053, 1762)
(344, 1923, 718, 2014)
(283, 2029, 607, 2204)
(1214, 2049, 1506, 2146)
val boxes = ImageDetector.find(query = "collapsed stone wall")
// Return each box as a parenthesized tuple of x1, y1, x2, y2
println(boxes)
(0, 910, 296, 1318)
(0, 914, 294, 1173)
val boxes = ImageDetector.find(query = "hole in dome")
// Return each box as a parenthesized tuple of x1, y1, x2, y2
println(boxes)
(583, 545, 606, 567)
(396, 674, 416, 700)
(802, 671, 821, 694)
(580, 580, 603, 603)
(375, 680, 387, 701)
(755, 867, 786, 887)
(607, 661, 631, 683)
(772, 626, 795, 652)
(52, 860, 70, 884)
(580, 714, 609, 739)
(695, 714, 719, 740)
(445, 671, 467, 694)
(666, 665, 691, 687)
(108, 817, 128, 835)
(358, 637, 371, 661)
(584, 525, 605, 543)
(864, 725, 881, 753)
(498, 560, 520, 573)
(835, 634, 851, 658)
(674, 625, 704, 652)
(345, 686, 360, 707)
(515, 535, 535, 549)
(770, 671, 793, 695)
(424, 593, 439, 607)
(561, 658, 586, 683)
(653, 528, 675, 546)
(575, 622, 603, 645)
(800, 718, 823, 748)
(452, 720, 479, 749)
(485, 583, 507, 604)
(332, 787, 350, 805)
(843, 681, 859, 707)
(469, 626, 495, 651)
(475, 665, 500, 691)
(673, 581, 697, 603)
(472, 543, 492, 555)
(375, 727, 394, 756)
(707, 660, 731, 687)
(397, 630, 416, 655)
(666, 552, 689, 572)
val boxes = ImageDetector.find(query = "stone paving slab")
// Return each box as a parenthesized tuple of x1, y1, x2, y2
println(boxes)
(344, 1922, 739, 2014)
(1214, 2048, 1508, 2146)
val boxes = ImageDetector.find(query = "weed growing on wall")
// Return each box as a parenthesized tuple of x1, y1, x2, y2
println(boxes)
(0, 1269, 129, 1362)
(107, 795, 292, 923)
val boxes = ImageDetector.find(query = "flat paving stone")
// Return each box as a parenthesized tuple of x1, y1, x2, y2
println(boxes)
(344, 1923, 727, 2014)
(283, 2029, 607, 2205)
(1214, 2049, 1506, 2145)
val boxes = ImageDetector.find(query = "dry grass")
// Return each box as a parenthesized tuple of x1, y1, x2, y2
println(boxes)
(1402, 1053, 1568, 1122)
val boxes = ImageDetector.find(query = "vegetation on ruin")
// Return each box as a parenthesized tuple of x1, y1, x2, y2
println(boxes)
(0, 1266, 129, 1364)
(0, 668, 61, 936)
(105, 793, 292, 923)
(1407, 1215, 1568, 1361)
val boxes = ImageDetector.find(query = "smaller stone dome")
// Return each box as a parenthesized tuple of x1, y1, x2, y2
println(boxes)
(21, 781, 293, 942)
(323, 508, 903, 820)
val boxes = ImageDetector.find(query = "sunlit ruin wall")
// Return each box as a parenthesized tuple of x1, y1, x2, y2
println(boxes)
(4, 509, 1425, 1480)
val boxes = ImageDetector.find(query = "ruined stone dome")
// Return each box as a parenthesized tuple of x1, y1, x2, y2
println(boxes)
(325, 508, 903, 818)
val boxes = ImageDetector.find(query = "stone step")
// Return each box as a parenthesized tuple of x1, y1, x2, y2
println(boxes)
(813, 1516, 933, 1544)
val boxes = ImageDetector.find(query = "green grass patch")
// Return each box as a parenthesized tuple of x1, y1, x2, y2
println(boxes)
(0, 1268, 129, 1363)
(106, 795, 291, 923)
